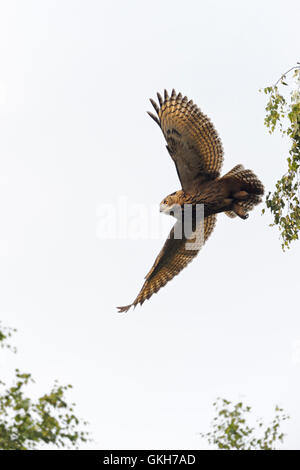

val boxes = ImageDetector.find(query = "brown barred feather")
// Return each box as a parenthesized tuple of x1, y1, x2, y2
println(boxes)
(150, 98, 160, 115)
(147, 111, 160, 126)
(157, 92, 163, 106)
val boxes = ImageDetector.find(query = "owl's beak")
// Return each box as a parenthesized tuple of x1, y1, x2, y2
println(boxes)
(159, 203, 169, 213)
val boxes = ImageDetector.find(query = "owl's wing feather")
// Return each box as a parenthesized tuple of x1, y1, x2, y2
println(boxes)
(148, 89, 224, 192)
(117, 214, 217, 312)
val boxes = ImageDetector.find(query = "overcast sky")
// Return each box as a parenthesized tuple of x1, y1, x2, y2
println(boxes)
(0, 0, 300, 449)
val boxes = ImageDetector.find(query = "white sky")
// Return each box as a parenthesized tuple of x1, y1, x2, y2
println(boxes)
(0, 0, 300, 449)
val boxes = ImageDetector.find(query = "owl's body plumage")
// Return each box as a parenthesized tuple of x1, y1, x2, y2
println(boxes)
(118, 90, 264, 312)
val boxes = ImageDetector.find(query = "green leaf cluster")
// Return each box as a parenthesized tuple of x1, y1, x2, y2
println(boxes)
(0, 322, 17, 353)
(200, 398, 289, 450)
(0, 324, 89, 450)
(261, 64, 300, 249)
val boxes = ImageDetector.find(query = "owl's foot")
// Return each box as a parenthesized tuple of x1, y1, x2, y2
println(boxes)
(233, 203, 248, 219)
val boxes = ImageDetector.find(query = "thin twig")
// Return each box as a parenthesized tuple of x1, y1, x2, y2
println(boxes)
(274, 63, 300, 87)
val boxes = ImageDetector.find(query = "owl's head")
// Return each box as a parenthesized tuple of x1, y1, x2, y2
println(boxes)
(159, 191, 183, 218)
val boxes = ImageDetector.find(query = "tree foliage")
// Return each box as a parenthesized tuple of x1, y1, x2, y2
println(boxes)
(200, 398, 289, 450)
(0, 322, 89, 450)
(261, 63, 300, 249)
(0, 323, 16, 353)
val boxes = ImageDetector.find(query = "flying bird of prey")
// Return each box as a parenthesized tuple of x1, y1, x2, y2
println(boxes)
(118, 89, 264, 312)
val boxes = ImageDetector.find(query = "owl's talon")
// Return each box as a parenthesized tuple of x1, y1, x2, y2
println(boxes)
(237, 213, 248, 220)
(233, 203, 248, 219)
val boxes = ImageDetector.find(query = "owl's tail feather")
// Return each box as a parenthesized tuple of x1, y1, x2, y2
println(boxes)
(222, 165, 264, 219)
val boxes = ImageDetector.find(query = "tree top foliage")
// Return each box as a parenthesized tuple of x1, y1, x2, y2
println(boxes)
(0, 322, 90, 450)
(200, 397, 289, 450)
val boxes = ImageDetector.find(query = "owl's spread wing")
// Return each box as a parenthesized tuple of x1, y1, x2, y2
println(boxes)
(148, 89, 224, 192)
(117, 214, 217, 312)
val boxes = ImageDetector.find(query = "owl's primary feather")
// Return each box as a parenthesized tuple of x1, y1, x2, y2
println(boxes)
(117, 90, 264, 312)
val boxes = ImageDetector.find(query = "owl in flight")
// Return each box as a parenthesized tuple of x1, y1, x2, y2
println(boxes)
(117, 90, 264, 312)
